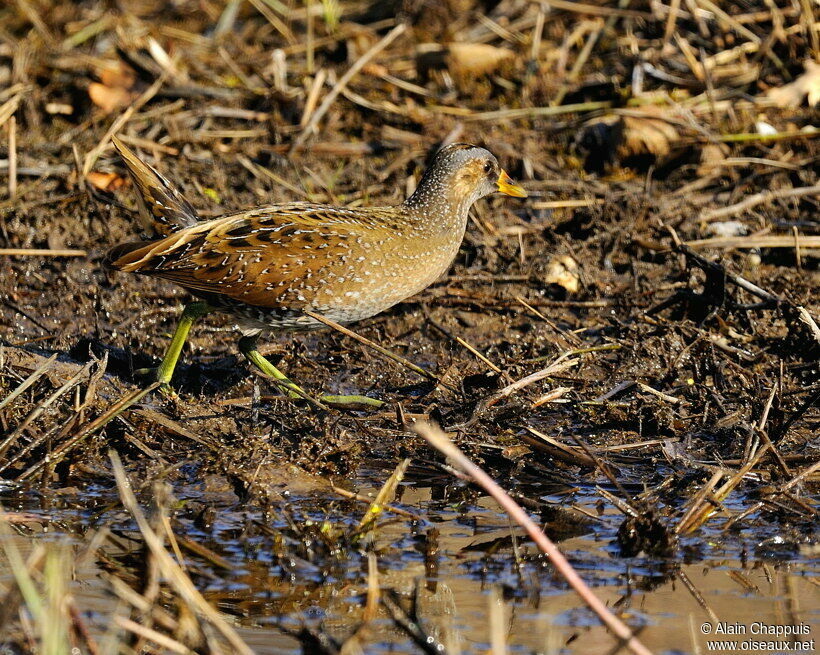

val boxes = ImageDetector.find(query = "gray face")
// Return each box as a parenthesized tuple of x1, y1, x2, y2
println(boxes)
(402, 142, 513, 227)
(430, 143, 501, 201)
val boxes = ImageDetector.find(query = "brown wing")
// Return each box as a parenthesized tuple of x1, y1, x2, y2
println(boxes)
(107, 203, 398, 308)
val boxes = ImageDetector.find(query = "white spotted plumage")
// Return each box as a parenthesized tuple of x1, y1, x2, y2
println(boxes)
(106, 143, 521, 337)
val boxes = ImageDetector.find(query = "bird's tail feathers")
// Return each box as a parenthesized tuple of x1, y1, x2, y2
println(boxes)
(103, 240, 151, 271)
(111, 136, 199, 238)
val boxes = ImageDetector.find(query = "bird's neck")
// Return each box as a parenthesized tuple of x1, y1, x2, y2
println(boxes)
(401, 176, 474, 237)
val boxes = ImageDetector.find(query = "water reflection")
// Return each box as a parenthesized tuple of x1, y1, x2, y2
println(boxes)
(0, 471, 816, 654)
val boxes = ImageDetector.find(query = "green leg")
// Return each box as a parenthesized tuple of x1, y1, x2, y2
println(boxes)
(238, 335, 306, 400)
(237, 335, 384, 410)
(136, 301, 211, 391)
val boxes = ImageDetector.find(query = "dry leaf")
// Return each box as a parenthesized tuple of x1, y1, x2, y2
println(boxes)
(696, 142, 730, 175)
(447, 43, 514, 75)
(88, 83, 135, 113)
(766, 60, 820, 108)
(89, 61, 138, 113)
(578, 108, 682, 169)
(709, 221, 748, 238)
(755, 121, 778, 135)
(619, 115, 680, 158)
(502, 445, 532, 461)
(98, 62, 136, 90)
(86, 171, 126, 191)
(545, 255, 580, 294)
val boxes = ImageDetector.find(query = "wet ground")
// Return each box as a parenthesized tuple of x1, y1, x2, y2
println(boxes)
(0, 0, 818, 653)
(0, 463, 817, 653)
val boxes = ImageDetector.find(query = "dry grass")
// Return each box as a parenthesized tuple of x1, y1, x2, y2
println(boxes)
(0, 0, 818, 653)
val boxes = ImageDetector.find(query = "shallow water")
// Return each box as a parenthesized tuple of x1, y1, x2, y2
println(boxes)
(1, 464, 817, 654)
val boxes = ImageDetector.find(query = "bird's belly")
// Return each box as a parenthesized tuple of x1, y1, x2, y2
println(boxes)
(228, 289, 410, 337)
(307, 246, 455, 322)
(232, 252, 453, 334)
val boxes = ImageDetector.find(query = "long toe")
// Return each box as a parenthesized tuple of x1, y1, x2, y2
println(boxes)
(132, 366, 179, 399)
(134, 366, 178, 394)
(318, 394, 385, 410)
(133, 366, 158, 379)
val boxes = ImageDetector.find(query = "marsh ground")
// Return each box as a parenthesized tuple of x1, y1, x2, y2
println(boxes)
(0, 0, 818, 653)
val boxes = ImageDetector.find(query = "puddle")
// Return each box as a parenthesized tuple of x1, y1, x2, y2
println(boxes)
(1, 464, 816, 654)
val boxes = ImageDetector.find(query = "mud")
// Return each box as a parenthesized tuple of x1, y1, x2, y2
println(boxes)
(0, 0, 818, 653)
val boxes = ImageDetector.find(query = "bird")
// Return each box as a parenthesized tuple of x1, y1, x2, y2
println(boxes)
(105, 137, 527, 407)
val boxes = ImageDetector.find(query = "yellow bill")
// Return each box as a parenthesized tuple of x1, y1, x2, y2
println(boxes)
(496, 170, 527, 198)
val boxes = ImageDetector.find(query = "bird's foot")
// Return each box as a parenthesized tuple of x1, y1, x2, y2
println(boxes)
(157, 382, 181, 401)
(133, 367, 179, 400)
(318, 394, 385, 410)
(266, 378, 383, 411)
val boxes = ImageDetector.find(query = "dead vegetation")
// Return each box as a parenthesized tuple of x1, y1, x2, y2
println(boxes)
(0, 0, 818, 653)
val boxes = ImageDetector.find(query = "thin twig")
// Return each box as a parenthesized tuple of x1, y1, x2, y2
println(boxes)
(109, 451, 254, 655)
(700, 183, 820, 222)
(7, 115, 16, 199)
(0, 360, 94, 459)
(16, 382, 160, 481)
(0, 352, 58, 411)
(293, 23, 406, 149)
(115, 615, 197, 655)
(455, 336, 504, 374)
(413, 421, 654, 655)
(304, 309, 448, 388)
(0, 249, 87, 257)
(436, 100, 612, 122)
(82, 75, 166, 176)
(796, 307, 820, 346)
(668, 230, 784, 307)
(532, 0, 652, 19)
(685, 236, 820, 250)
